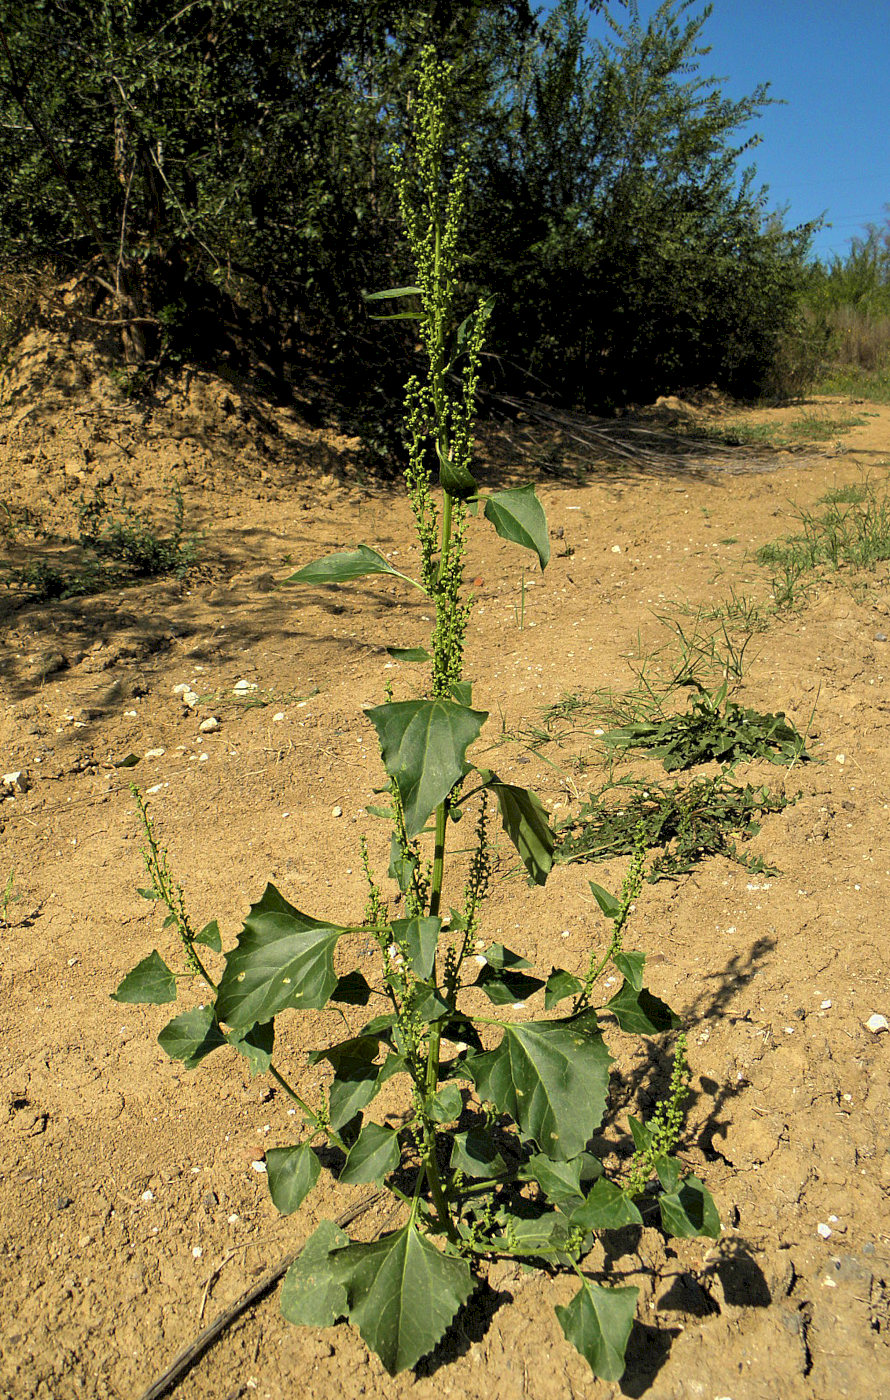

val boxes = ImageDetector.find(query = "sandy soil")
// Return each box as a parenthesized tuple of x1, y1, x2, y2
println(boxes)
(1, 332, 889, 1400)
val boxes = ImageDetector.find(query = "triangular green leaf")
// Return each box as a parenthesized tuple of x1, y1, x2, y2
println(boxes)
(194, 919, 222, 952)
(284, 545, 421, 591)
(215, 884, 343, 1030)
(413, 983, 451, 1022)
(228, 1019, 274, 1076)
(544, 968, 583, 1010)
(588, 881, 622, 920)
(280, 1219, 349, 1327)
(518, 1152, 601, 1206)
(265, 1143, 321, 1214)
(613, 950, 645, 992)
(483, 484, 550, 569)
(111, 950, 177, 1004)
(604, 982, 680, 1035)
(481, 943, 532, 971)
(570, 1179, 643, 1231)
(659, 1175, 721, 1238)
(157, 1005, 226, 1068)
(489, 1210, 571, 1255)
(437, 440, 477, 500)
(366, 699, 487, 838)
(628, 1116, 652, 1153)
(313, 1035, 384, 1130)
(468, 1012, 611, 1160)
(392, 915, 441, 981)
(340, 1121, 401, 1184)
(427, 1083, 464, 1123)
(450, 1129, 507, 1179)
(386, 646, 431, 662)
(336, 1223, 475, 1374)
(486, 777, 554, 885)
(555, 1279, 638, 1381)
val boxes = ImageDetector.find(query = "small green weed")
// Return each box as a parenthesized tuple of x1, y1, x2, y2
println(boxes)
(6, 484, 197, 600)
(600, 681, 809, 772)
(556, 775, 791, 880)
(812, 365, 890, 404)
(1, 869, 22, 926)
(756, 475, 890, 605)
(691, 409, 866, 450)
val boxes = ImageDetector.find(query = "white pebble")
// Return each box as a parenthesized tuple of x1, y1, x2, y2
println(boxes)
(332, 805, 343, 817)
(234, 679, 257, 692)
(611, 545, 622, 553)
(836, 753, 846, 765)
(199, 717, 220, 733)
(141, 1189, 154, 1202)
(865, 1013, 889, 1034)
(144, 748, 165, 759)
(172, 683, 190, 695)
(183, 690, 199, 708)
(198, 753, 208, 762)
(250, 1160, 267, 1174)
(228, 1214, 239, 1224)
(272, 712, 285, 722)
(817, 1222, 832, 1239)
(820, 1000, 832, 1010)
(192, 1246, 202, 1258)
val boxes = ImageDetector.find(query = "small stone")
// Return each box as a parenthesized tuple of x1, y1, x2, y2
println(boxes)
(820, 999, 832, 1010)
(172, 683, 191, 695)
(192, 1246, 202, 1258)
(817, 1222, 832, 1239)
(835, 753, 846, 765)
(250, 1160, 267, 1174)
(865, 1013, 889, 1034)
(183, 690, 199, 708)
(272, 712, 285, 723)
(332, 805, 343, 817)
(144, 748, 166, 759)
(199, 717, 220, 733)
(2, 770, 31, 794)
(875, 632, 888, 642)
(141, 1189, 154, 1202)
(233, 679, 257, 693)
(611, 544, 622, 554)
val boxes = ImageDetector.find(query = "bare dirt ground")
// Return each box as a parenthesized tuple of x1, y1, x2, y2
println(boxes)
(1, 329, 889, 1400)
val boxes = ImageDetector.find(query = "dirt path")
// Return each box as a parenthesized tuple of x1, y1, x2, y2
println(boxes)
(1, 357, 889, 1399)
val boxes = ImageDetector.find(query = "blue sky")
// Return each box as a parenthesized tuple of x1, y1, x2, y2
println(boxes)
(543, 0, 890, 265)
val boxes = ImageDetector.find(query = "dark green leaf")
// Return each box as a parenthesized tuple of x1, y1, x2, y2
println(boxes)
(449, 680, 473, 706)
(518, 1152, 599, 1206)
(392, 915, 441, 981)
(613, 950, 645, 992)
(331, 971, 373, 1006)
(216, 884, 343, 1030)
(604, 982, 680, 1034)
(388, 835, 418, 893)
(366, 699, 487, 838)
(628, 1116, 652, 1153)
(313, 1036, 383, 1130)
(114, 752, 141, 768)
(413, 983, 451, 1022)
(570, 1179, 643, 1231)
(340, 1121, 401, 1184)
(659, 1175, 721, 1238)
(486, 778, 555, 885)
(427, 1083, 463, 1123)
(386, 646, 431, 662)
(335, 1223, 475, 1374)
(284, 545, 421, 591)
(228, 1019, 274, 1076)
(654, 1154, 682, 1194)
(556, 1279, 638, 1382)
(437, 441, 477, 500)
(483, 484, 550, 569)
(265, 1143, 321, 1214)
(544, 968, 583, 1009)
(469, 1012, 612, 1160)
(451, 1129, 506, 1179)
(588, 881, 623, 920)
(280, 1219, 349, 1328)
(194, 919, 222, 952)
(157, 1005, 226, 1068)
(111, 950, 177, 1004)
(481, 943, 532, 970)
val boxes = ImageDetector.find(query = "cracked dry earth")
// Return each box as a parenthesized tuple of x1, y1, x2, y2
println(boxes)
(1, 347, 889, 1400)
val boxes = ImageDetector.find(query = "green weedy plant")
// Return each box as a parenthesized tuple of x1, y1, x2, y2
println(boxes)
(114, 51, 719, 1381)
